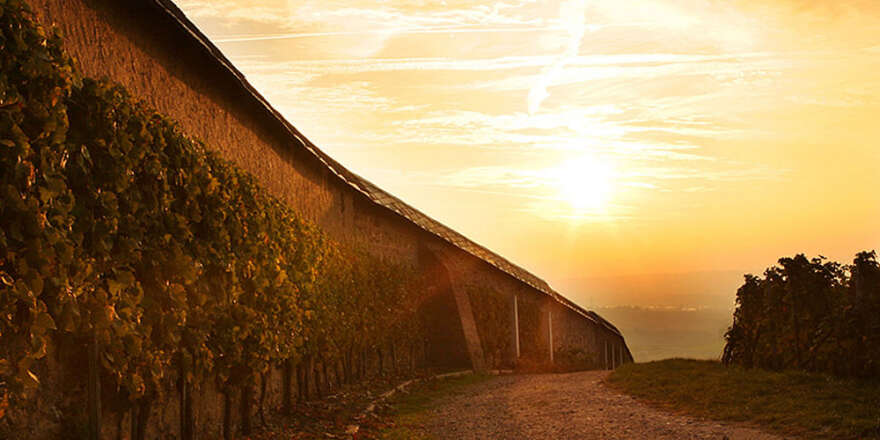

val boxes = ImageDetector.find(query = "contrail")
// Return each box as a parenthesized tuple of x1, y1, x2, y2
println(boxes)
(528, 0, 590, 115)
(214, 25, 567, 43)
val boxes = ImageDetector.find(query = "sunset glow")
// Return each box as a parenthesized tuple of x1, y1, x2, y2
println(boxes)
(554, 155, 614, 214)
(8, 2, 880, 434)
(177, 0, 880, 306)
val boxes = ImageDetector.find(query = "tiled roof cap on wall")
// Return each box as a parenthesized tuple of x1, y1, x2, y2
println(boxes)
(148, 0, 622, 338)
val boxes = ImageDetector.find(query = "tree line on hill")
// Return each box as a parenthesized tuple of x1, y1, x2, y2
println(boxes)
(722, 251, 880, 377)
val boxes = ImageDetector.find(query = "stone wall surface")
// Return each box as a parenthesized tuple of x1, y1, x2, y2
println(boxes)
(17, 0, 633, 438)
(29, 0, 426, 264)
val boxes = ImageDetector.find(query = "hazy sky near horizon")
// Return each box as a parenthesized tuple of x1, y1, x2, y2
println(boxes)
(176, 0, 880, 304)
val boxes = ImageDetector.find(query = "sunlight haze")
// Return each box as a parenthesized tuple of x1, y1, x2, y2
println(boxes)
(176, 0, 880, 310)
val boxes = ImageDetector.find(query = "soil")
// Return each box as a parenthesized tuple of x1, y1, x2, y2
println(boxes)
(418, 371, 785, 440)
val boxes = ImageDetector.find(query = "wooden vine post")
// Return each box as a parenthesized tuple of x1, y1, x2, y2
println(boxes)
(179, 352, 194, 440)
(87, 331, 101, 440)
(282, 359, 293, 414)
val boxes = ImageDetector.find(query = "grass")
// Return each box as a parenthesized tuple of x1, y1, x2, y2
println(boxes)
(378, 373, 493, 440)
(607, 359, 880, 439)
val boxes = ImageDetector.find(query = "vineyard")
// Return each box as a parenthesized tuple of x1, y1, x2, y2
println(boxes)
(0, 2, 435, 437)
(0, 1, 636, 438)
(723, 252, 880, 377)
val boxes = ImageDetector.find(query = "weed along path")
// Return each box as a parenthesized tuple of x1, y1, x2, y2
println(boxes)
(385, 371, 782, 440)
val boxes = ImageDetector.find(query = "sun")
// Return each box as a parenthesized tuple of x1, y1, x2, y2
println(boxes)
(554, 155, 615, 213)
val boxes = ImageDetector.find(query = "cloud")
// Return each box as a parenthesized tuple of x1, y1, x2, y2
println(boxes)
(477, 52, 786, 93)
(230, 52, 764, 76)
(381, 107, 740, 161)
(248, 55, 552, 74)
(528, 0, 590, 114)
(179, 0, 545, 33)
(180, 0, 555, 59)
(736, 0, 880, 15)
(433, 153, 786, 199)
(212, 25, 565, 43)
(440, 166, 545, 189)
(177, 0, 871, 231)
(175, 0, 293, 27)
(623, 164, 788, 182)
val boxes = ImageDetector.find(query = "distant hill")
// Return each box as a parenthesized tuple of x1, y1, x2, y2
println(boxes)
(549, 270, 746, 361)
(596, 306, 732, 361)
(554, 270, 746, 310)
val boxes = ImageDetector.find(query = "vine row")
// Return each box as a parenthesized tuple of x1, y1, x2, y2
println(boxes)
(0, 1, 426, 436)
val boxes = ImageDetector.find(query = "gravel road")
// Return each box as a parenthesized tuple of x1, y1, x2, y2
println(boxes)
(419, 371, 784, 440)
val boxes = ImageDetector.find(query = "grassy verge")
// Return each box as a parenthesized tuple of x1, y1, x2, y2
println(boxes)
(378, 374, 493, 440)
(607, 359, 880, 439)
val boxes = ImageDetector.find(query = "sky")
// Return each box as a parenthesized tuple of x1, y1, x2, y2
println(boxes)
(175, 0, 880, 308)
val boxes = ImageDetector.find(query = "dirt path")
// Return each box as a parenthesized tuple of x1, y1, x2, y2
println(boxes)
(419, 371, 784, 440)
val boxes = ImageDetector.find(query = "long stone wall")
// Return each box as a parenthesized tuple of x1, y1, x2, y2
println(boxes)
(20, 0, 633, 437)
(549, 302, 633, 370)
(29, 0, 424, 262)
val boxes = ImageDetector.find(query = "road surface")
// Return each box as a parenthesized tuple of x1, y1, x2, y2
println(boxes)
(418, 371, 782, 440)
